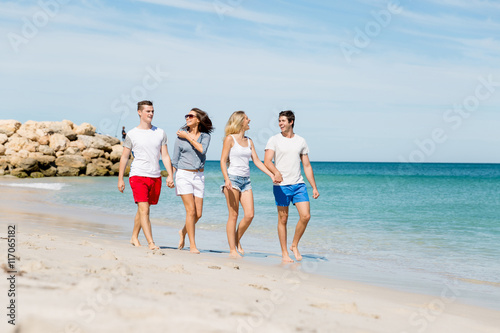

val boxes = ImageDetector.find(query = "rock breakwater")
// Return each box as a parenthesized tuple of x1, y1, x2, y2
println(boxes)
(0, 119, 130, 178)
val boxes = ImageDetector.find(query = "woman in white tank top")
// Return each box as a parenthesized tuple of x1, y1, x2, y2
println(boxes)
(220, 111, 276, 258)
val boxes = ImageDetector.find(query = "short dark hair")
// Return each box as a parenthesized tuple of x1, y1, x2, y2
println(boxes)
(137, 100, 153, 111)
(279, 110, 295, 128)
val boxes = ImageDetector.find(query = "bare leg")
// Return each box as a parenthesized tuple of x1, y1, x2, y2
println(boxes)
(130, 208, 142, 246)
(290, 201, 311, 261)
(178, 229, 185, 250)
(236, 189, 254, 255)
(179, 194, 202, 254)
(277, 206, 293, 262)
(137, 202, 158, 250)
(224, 187, 242, 258)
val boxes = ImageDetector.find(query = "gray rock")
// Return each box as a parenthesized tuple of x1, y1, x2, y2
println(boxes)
(0, 120, 21, 136)
(77, 135, 112, 151)
(56, 166, 80, 177)
(92, 157, 113, 169)
(32, 154, 56, 168)
(11, 168, 29, 178)
(95, 133, 121, 146)
(49, 133, 70, 151)
(30, 171, 44, 178)
(64, 147, 80, 155)
(0, 156, 10, 168)
(38, 121, 76, 140)
(38, 135, 50, 145)
(55, 155, 87, 170)
(40, 166, 57, 177)
(74, 123, 96, 136)
(4, 136, 31, 152)
(18, 158, 39, 172)
(38, 145, 55, 156)
(81, 148, 104, 159)
(86, 163, 109, 176)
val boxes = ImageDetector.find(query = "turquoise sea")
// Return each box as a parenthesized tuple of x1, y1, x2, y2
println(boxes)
(2, 161, 500, 310)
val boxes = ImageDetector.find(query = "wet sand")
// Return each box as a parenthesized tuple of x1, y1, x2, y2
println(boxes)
(0, 184, 499, 333)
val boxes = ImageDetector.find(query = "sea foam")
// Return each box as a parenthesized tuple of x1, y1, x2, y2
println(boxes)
(0, 183, 67, 191)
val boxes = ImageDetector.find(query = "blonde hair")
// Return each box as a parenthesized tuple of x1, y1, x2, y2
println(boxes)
(224, 111, 246, 138)
(223, 111, 247, 167)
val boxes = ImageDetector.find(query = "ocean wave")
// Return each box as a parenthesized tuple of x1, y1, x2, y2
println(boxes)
(0, 182, 67, 191)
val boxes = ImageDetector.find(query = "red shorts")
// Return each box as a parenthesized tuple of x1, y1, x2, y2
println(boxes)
(129, 176, 161, 205)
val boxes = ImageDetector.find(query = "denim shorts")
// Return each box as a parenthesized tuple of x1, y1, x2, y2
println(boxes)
(220, 174, 252, 193)
(273, 183, 309, 206)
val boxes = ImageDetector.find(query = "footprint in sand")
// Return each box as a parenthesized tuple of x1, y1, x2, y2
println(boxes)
(100, 251, 118, 260)
(166, 264, 190, 274)
(113, 263, 133, 277)
(21, 260, 48, 273)
(316, 302, 380, 319)
(208, 265, 221, 270)
(248, 284, 270, 291)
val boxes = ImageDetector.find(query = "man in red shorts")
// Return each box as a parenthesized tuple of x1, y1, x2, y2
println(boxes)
(118, 100, 175, 250)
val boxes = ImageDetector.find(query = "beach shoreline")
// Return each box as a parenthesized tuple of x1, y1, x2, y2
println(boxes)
(1, 183, 500, 332)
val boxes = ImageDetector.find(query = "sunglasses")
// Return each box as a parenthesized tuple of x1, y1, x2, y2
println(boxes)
(185, 114, 196, 119)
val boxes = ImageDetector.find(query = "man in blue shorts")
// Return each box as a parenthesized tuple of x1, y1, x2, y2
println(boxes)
(264, 110, 320, 262)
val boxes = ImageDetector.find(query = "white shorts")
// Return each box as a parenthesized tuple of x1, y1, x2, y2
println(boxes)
(175, 169, 205, 198)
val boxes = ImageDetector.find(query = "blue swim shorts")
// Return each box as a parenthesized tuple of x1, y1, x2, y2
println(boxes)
(273, 183, 309, 207)
(220, 174, 252, 193)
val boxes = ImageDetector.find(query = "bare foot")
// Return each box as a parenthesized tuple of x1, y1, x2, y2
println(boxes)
(178, 229, 185, 250)
(237, 243, 245, 255)
(282, 253, 294, 263)
(290, 245, 302, 261)
(130, 238, 141, 247)
(229, 250, 242, 259)
(189, 247, 200, 254)
(148, 242, 159, 250)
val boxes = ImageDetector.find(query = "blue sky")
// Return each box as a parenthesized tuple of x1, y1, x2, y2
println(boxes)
(1, 0, 499, 162)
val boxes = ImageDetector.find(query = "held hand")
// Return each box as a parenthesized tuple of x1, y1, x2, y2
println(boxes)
(224, 179, 233, 191)
(118, 179, 125, 193)
(176, 130, 188, 140)
(270, 174, 278, 184)
(166, 176, 175, 188)
(274, 172, 283, 183)
(312, 189, 320, 199)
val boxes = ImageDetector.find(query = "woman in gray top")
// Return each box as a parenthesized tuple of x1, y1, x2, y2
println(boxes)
(172, 108, 213, 254)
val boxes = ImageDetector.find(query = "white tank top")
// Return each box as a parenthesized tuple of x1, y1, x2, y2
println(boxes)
(227, 135, 252, 177)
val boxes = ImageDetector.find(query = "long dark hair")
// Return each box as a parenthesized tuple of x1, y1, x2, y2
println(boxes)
(183, 108, 214, 134)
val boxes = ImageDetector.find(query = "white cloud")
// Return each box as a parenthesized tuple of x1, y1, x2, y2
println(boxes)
(1, 0, 499, 162)
(136, 0, 291, 25)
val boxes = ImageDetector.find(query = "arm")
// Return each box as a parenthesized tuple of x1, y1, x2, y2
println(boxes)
(249, 139, 275, 182)
(199, 133, 211, 155)
(161, 145, 175, 188)
(301, 154, 319, 199)
(220, 136, 234, 191)
(171, 138, 181, 171)
(117, 147, 131, 193)
(176, 130, 205, 153)
(264, 149, 283, 183)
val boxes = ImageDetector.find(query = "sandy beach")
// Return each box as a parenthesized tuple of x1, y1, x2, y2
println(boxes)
(1, 183, 499, 333)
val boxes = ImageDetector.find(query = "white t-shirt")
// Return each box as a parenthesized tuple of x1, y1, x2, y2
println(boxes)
(265, 133, 309, 185)
(123, 126, 167, 178)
